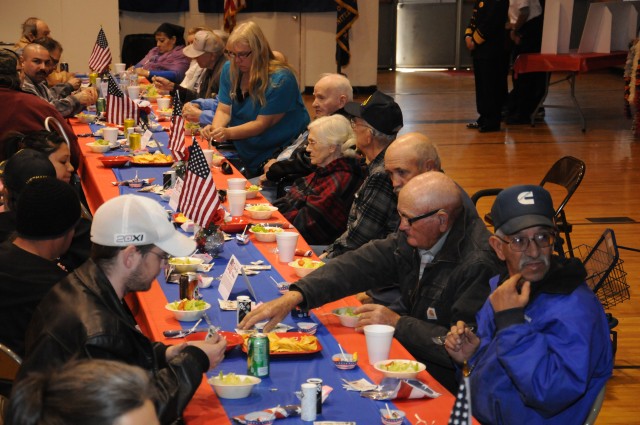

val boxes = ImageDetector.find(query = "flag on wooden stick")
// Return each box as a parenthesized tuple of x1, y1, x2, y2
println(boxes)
(178, 140, 221, 227)
(88, 27, 112, 74)
(105, 73, 138, 125)
(168, 91, 187, 161)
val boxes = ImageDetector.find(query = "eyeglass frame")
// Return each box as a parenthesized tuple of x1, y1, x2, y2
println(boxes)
(494, 231, 556, 252)
(349, 117, 374, 131)
(224, 49, 252, 59)
(400, 208, 444, 226)
(146, 250, 170, 263)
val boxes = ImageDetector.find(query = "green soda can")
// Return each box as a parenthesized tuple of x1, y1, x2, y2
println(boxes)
(247, 333, 269, 377)
(96, 98, 106, 114)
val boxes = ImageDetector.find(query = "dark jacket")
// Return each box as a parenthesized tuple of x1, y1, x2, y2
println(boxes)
(20, 260, 210, 425)
(291, 202, 502, 392)
(466, 0, 509, 59)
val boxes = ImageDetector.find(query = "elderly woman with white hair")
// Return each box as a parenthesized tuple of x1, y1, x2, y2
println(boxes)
(273, 114, 365, 245)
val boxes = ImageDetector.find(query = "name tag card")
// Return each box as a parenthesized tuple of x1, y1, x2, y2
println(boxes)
(169, 177, 183, 211)
(141, 129, 153, 149)
(218, 254, 242, 301)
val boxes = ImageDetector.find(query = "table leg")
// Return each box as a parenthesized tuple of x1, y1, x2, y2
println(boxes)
(567, 72, 587, 132)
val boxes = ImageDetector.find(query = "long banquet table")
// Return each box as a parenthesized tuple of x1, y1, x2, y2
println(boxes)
(71, 113, 471, 425)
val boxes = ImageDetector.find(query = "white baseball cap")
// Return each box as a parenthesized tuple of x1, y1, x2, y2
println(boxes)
(183, 30, 218, 58)
(91, 195, 196, 257)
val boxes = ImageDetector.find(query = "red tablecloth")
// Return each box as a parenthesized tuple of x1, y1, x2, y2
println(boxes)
(513, 51, 627, 76)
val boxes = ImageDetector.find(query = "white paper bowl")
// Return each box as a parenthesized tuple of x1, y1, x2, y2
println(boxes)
(86, 142, 110, 153)
(331, 307, 360, 327)
(374, 359, 426, 379)
(165, 302, 211, 322)
(332, 353, 357, 370)
(167, 257, 204, 273)
(249, 227, 283, 242)
(208, 375, 261, 399)
(245, 205, 278, 220)
(288, 260, 324, 278)
(245, 188, 262, 199)
(380, 409, 406, 425)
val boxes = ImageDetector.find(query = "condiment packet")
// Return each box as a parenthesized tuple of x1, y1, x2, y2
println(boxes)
(341, 378, 378, 392)
(218, 299, 257, 311)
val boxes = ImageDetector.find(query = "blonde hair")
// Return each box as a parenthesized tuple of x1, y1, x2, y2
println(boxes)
(307, 115, 357, 159)
(227, 21, 296, 106)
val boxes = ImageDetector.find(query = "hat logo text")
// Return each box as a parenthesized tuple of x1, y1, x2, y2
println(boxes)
(115, 234, 145, 243)
(517, 191, 535, 205)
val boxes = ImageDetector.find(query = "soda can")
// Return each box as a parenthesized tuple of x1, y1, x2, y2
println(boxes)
(89, 72, 99, 86)
(162, 170, 176, 189)
(237, 295, 251, 324)
(179, 272, 199, 300)
(291, 306, 309, 319)
(96, 98, 106, 114)
(60, 62, 69, 72)
(307, 378, 323, 413)
(123, 117, 135, 134)
(129, 133, 142, 151)
(247, 333, 270, 377)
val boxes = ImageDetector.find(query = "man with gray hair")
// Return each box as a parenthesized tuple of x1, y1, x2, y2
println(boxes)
(322, 90, 402, 258)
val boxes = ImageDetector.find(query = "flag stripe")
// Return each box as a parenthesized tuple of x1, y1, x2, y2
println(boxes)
(168, 91, 186, 160)
(106, 73, 139, 125)
(178, 142, 221, 227)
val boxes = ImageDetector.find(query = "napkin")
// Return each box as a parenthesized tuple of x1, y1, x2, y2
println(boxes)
(341, 378, 378, 392)
(370, 378, 441, 400)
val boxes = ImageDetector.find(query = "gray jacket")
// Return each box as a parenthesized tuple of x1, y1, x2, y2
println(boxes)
(22, 75, 82, 118)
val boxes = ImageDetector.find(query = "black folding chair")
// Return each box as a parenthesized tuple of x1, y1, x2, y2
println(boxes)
(121, 34, 157, 69)
(471, 156, 586, 257)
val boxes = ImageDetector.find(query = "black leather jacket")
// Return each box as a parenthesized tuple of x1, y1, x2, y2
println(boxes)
(20, 260, 209, 425)
(291, 203, 503, 392)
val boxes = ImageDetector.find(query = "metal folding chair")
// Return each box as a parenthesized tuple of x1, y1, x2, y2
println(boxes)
(471, 156, 586, 257)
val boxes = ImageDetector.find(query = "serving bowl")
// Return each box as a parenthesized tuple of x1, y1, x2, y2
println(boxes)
(168, 257, 204, 273)
(288, 259, 325, 278)
(245, 204, 278, 220)
(380, 409, 406, 425)
(331, 307, 360, 328)
(165, 301, 211, 322)
(208, 374, 261, 399)
(98, 156, 129, 168)
(220, 216, 250, 233)
(75, 113, 97, 124)
(244, 411, 275, 425)
(86, 142, 110, 153)
(249, 226, 283, 242)
(332, 353, 357, 370)
(374, 359, 426, 379)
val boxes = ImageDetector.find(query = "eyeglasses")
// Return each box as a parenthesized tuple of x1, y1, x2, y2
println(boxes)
(147, 250, 170, 263)
(401, 208, 443, 226)
(495, 232, 555, 252)
(225, 50, 252, 59)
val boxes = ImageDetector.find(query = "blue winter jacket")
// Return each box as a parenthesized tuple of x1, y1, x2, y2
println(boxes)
(469, 257, 613, 425)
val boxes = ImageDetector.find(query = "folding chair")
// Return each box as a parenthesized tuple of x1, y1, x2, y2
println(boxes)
(583, 385, 606, 425)
(0, 343, 21, 398)
(471, 156, 586, 257)
(121, 34, 157, 68)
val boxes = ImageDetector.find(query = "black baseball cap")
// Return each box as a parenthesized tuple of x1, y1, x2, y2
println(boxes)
(344, 90, 403, 135)
(491, 185, 555, 235)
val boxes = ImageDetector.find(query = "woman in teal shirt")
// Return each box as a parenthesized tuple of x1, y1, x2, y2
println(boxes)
(201, 21, 309, 177)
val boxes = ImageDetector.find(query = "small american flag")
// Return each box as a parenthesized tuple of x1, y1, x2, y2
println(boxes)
(448, 375, 472, 425)
(178, 141, 221, 227)
(168, 91, 186, 161)
(88, 27, 112, 74)
(224, 0, 247, 32)
(105, 73, 138, 125)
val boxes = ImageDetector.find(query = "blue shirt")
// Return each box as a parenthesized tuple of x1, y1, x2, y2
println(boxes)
(217, 62, 310, 175)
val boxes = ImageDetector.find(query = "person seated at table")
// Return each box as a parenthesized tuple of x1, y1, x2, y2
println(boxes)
(240, 172, 501, 393)
(132, 23, 191, 83)
(273, 114, 364, 245)
(321, 91, 402, 259)
(0, 149, 56, 242)
(258, 73, 354, 201)
(20, 43, 98, 118)
(33, 36, 81, 91)
(444, 185, 612, 424)
(179, 26, 212, 91)
(7, 359, 159, 425)
(18, 194, 227, 425)
(3, 130, 92, 271)
(200, 21, 310, 178)
(0, 176, 80, 357)
(154, 29, 229, 126)
(13, 17, 50, 54)
(0, 50, 80, 170)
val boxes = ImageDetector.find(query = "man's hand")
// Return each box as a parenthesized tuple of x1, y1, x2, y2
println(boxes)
(182, 102, 202, 123)
(239, 291, 303, 332)
(263, 159, 277, 173)
(444, 320, 480, 364)
(318, 252, 328, 260)
(465, 36, 475, 51)
(165, 342, 188, 361)
(67, 77, 81, 91)
(489, 273, 530, 313)
(73, 87, 98, 106)
(353, 304, 400, 332)
(187, 333, 227, 370)
(153, 76, 174, 92)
